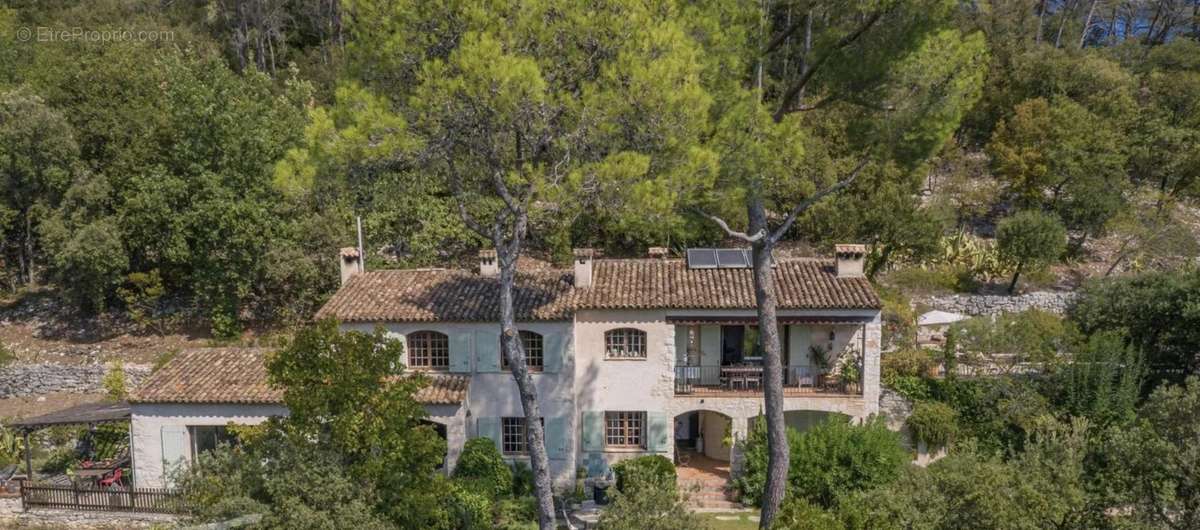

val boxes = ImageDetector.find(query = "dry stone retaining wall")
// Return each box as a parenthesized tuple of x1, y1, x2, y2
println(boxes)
(924, 291, 1077, 316)
(0, 363, 150, 399)
(0, 497, 176, 529)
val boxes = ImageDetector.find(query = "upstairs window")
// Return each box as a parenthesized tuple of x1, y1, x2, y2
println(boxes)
(605, 328, 647, 359)
(408, 331, 449, 370)
(501, 330, 544, 372)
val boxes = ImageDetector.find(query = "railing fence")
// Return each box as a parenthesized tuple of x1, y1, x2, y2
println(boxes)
(20, 482, 191, 514)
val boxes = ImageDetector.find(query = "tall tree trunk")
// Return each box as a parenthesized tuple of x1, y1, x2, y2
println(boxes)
(1055, 0, 1077, 47)
(1080, 0, 1100, 47)
(1037, 0, 1048, 44)
(748, 198, 789, 530)
(495, 240, 556, 530)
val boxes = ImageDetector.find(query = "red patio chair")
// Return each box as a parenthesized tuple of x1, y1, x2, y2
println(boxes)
(98, 468, 123, 488)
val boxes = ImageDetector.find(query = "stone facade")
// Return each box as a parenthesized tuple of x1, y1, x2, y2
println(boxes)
(0, 362, 150, 399)
(924, 291, 1077, 316)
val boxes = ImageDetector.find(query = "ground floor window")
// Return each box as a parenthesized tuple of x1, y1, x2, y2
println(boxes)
(188, 425, 237, 459)
(604, 411, 645, 449)
(501, 417, 543, 455)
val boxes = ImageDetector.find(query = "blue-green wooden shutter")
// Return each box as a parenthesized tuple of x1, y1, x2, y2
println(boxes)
(674, 325, 689, 364)
(647, 412, 670, 452)
(450, 332, 472, 373)
(700, 326, 721, 385)
(476, 417, 501, 451)
(543, 332, 565, 373)
(545, 416, 569, 460)
(475, 330, 501, 373)
(581, 411, 604, 452)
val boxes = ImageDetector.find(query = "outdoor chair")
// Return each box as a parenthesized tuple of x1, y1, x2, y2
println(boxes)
(98, 468, 123, 489)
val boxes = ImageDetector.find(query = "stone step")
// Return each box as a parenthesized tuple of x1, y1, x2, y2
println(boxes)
(689, 499, 744, 510)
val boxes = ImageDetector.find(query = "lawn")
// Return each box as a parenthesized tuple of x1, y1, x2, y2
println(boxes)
(701, 511, 760, 530)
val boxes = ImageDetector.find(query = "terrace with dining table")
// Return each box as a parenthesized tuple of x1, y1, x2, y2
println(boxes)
(670, 319, 867, 398)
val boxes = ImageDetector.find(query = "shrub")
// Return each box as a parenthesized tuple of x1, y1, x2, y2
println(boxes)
(453, 438, 513, 498)
(736, 416, 909, 509)
(445, 479, 495, 530)
(770, 497, 844, 530)
(907, 401, 959, 449)
(612, 455, 675, 494)
(102, 360, 128, 401)
(39, 447, 75, 474)
(0, 342, 14, 367)
(882, 348, 936, 384)
(495, 496, 537, 529)
(510, 460, 534, 497)
(596, 465, 706, 530)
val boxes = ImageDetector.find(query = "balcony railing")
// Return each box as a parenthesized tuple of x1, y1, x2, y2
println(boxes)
(673, 365, 862, 396)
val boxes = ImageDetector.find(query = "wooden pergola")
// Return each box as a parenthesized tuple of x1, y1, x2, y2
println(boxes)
(5, 401, 130, 480)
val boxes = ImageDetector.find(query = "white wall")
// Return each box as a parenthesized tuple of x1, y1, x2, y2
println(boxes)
(130, 403, 288, 488)
(343, 320, 578, 488)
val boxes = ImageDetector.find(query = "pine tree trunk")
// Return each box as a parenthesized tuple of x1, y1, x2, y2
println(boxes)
(496, 242, 556, 530)
(748, 199, 789, 529)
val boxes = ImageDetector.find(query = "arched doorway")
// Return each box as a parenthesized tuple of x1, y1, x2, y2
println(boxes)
(421, 419, 449, 469)
(674, 410, 736, 508)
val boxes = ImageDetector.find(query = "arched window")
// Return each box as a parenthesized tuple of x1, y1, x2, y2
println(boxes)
(408, 331, 449, 370)
(605, 328, 647, 359)
(501, 330, 544, 371)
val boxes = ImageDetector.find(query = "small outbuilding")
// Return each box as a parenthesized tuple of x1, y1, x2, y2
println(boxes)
(916, 310, 968, 346)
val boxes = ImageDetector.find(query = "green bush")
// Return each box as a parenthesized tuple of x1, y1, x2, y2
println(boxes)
(445, 479, 495, 530)
(736, 416, 909, 509)
(453, 438, 513, 498)
(39, 447, 76, 474)
(0, 342, 15, 367)
(882, 349, 937, 384)
(770, 496, 845, 530)
(907, 401, 959, 449)
(510, 460, 534, 497)
(612, 455, 675, 494)
(495, 496, 538, 529)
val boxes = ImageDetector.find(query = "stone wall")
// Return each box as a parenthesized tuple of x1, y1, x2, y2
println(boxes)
(0, 497, 177, 529)
(0, 363, 150, 399)
(924, 291, 1077, 316)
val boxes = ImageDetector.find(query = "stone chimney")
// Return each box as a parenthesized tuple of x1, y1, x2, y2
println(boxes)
(834, 244, 866, 278)
(647, 247, 669, 259)
(479, 249, 498, 277)
(339, 247, 362, 285)
(573, 248, 595, 288)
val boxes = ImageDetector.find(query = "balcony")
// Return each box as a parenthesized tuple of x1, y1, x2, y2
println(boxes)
(673, 365, 862, 397)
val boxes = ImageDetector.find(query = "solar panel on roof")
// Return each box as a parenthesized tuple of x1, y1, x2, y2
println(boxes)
(716, 249, 750, 268)
(686, 248, 718, 269)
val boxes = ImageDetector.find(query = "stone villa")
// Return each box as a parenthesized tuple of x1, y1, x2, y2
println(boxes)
(129, 245, 882, 490)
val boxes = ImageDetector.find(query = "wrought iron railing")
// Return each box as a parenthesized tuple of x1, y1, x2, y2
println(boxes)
(673, 365, 862, 396)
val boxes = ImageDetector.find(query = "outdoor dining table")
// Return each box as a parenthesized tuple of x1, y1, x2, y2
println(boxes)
(721, 365, 764, 390)
(75, 467, 118, 485)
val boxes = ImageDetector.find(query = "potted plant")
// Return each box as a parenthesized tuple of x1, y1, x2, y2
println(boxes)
(839, 355, 862, 394)
(591, 468, 615, 505)
(809, 344, 830, 389)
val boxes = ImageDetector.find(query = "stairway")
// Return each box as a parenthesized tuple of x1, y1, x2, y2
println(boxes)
(679, 476, 742, 510)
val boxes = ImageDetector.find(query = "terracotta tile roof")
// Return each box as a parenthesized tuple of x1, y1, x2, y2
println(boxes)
(132, 348, 470, 406)
(314, 269, 576, 322)
(573, 258, 880, 310)
(130, 348, 282, 405)
(412, 373, 471, 405)
(315, 257, 880, 322)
